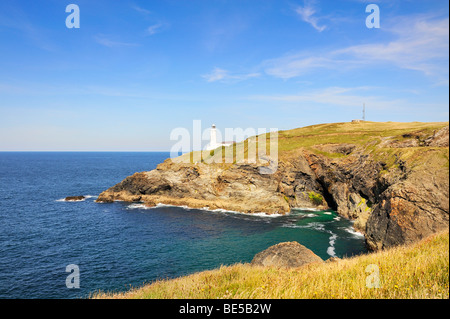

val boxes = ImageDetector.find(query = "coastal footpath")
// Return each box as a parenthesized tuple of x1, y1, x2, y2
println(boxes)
(97, 122, 449, 251)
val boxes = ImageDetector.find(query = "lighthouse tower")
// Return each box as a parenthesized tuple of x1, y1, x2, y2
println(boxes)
(207, 124, 233, 151)
(207, 124, 218, 150)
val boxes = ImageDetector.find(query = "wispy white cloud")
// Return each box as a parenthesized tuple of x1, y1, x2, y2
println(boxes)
(337, 15, 449, 77)
(147, 23, 163, 35)
(246, 86, 425, 111)
(295, 0, 327, 32)
(94, 35, 138, 48)
(0, 81, 148, 98)
(0, 6, 56, 51)
(202, 67, 260, 83)
(132, 5, 167, 36)
(132, 5, 151, 15)
(263, 15, 449, 82)
(264, 54, 335, 78)
(202, 67, 229, 82)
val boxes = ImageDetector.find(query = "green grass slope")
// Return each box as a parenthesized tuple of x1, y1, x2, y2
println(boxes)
(94, 231, 449, 299)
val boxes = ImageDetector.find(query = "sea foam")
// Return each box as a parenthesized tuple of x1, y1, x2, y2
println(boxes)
(327, 233, 338, 257)
(342, 226, 365, 238)
(292, 207, 321, 212)
(202, 207, 283, 218)
(125, 203, 283, 217)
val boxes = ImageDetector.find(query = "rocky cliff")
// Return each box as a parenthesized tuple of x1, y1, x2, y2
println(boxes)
(97, 122, 449, 251)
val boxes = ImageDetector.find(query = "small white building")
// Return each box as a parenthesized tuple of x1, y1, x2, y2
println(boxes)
(206, 124, 234, 151)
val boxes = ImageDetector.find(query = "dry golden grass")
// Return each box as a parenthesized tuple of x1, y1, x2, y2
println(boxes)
(278, 121, 448, 150)
(94, 231, 449, 299)
(174, 121, 448, 165)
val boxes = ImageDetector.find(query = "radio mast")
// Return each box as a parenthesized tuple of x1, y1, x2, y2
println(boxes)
(363, 103, 366, 121)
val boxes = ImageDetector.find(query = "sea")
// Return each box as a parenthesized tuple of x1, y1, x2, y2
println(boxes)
(0, 152, 367, 299)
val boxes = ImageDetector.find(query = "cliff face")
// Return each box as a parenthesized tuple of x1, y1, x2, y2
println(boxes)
(97, 161, 292, 214)
(97, 122, 449, 251)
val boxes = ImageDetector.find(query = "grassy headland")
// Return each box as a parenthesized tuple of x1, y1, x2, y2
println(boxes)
(94, 121, 449, 299)
(181, 121, 448, 167)
(94, 231, 449, 299)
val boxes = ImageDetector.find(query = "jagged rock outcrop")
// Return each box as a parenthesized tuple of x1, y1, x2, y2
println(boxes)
(365, 170, 449, 250)
(251, 242, 323, 268)
(98, 161, 290, 214)
(97, 123, 449, 251)
(425, 125, 449, 147)
(65, 196, 86, 201)
(96, 156, 331, 214)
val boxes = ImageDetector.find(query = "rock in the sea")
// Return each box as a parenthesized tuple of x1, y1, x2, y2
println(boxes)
(251, 242, 323, 268)
(64, 196, 86, 201)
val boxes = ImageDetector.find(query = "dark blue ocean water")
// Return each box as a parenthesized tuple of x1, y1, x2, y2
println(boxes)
(0, 152, 367, 299)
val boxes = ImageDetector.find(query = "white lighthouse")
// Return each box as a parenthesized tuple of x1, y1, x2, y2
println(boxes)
(206, 124, 233, 150)
(209, 124, 218, 150)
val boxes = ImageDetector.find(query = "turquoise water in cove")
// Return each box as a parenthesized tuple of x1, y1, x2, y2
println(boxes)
(0, 152, 367, 299)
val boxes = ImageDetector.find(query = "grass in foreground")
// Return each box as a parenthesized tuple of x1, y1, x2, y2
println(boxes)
(94, 231, 449, 299)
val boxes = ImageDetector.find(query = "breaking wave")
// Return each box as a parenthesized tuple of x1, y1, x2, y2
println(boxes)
(342, 226, 365, 238)
(292, 207, 321, 212)
(327, 233, 338, 257)
(125, 202, 284, 217)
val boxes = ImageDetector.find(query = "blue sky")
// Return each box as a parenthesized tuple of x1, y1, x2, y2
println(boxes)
(0, 0, 448, 151)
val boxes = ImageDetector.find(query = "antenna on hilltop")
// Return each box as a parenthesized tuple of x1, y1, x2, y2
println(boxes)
(363, 103, 366, 121)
